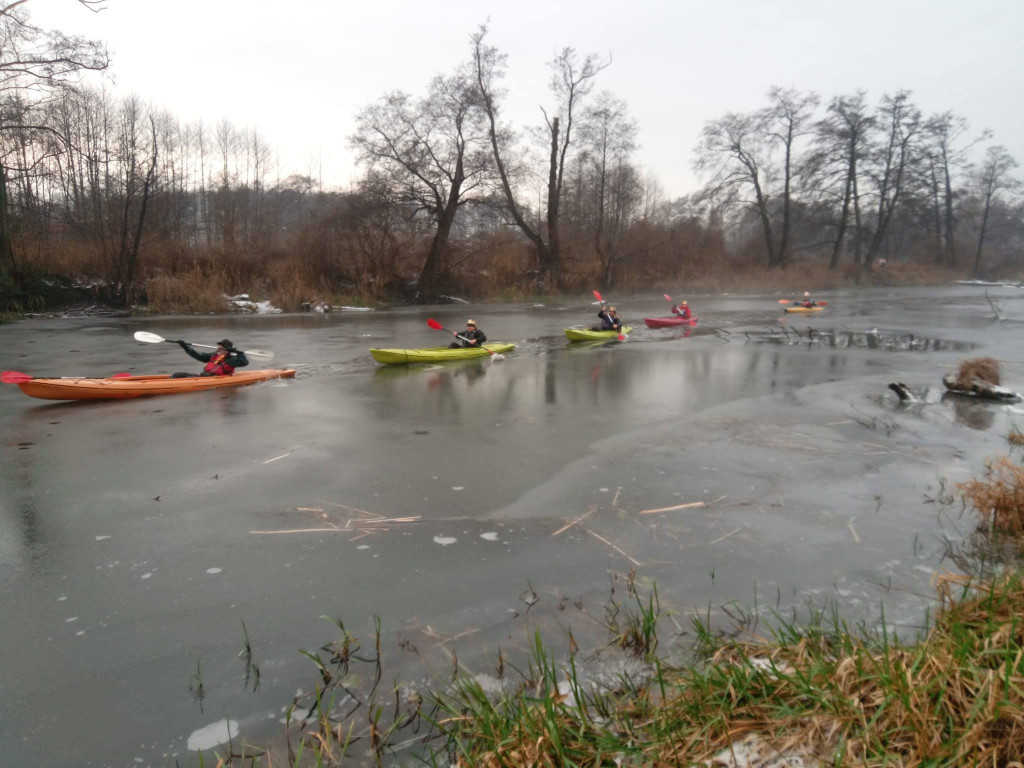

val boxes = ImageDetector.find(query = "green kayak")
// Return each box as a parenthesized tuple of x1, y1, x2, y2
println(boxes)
(564, 327, 632, 342)
(370, 343, 516, 365)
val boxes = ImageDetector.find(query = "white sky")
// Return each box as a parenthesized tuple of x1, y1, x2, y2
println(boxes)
(27, 0, 1024, 197)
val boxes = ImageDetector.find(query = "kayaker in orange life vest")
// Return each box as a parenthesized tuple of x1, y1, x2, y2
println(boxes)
(170, 339, 249, 378)
(671, 300, 691, 319)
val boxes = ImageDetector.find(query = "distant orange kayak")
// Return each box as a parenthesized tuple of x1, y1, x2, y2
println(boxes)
(14, 370, 296, 401)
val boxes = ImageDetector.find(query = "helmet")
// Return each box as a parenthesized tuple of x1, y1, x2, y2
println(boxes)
(466, 319, 476, 327)
(217, 339, 233, 349)
(803, 292, 810, 297)
(682, 300, 688, 306)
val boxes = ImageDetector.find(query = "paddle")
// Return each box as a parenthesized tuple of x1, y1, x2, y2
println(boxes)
(425, 318, 503, 360)
(591, 290, 625, 341)
(2, 371, 133, 384)
(133, 331, 275, 360)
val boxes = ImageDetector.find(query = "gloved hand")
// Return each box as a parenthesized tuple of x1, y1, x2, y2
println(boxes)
(177, 340, 188, 348)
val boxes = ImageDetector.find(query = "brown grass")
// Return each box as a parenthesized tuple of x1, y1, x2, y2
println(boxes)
(954, 357, 1002, 389)
(959, 455, 1024, 538)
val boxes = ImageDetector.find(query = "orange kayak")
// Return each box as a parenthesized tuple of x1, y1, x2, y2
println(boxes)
(15, 370, 296, 401)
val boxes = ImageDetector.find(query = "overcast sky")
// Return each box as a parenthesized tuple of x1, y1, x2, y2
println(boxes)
(27, 0, 1024, 197)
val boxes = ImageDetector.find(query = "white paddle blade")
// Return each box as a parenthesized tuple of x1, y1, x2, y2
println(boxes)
(134, 331, 166, 344)
(244, 349, 274, 360)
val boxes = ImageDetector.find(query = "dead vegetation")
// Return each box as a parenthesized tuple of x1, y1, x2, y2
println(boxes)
(959, 455, 1024, 539)
(952, 356, 1001, 389)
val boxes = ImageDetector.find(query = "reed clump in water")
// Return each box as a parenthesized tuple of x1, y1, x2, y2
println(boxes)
(953, 356, 1001, 389)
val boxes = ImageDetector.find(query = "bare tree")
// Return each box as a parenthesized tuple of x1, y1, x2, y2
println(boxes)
(971, 145, 1020, 278)
(918, 112, 987, 266)
(862, 91, 920, 269)
(762, 87, 819, 267)
(472, 25, 609, 288)
(694, 111, 776, 266)
(807, 91, 873, 268)
(0, 0, 108, 290)
(350, 66, 489, 299)
(578, 91, 638, 288)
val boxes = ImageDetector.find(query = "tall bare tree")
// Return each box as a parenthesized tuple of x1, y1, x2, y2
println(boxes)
(971, 145, 1019, 278)
(762, 87, 819, 268)
(0, 0, 108, 293)
(578, 91, 638, 288)
(862, 91, 921, 269)
(807, 91, 873, 268)
(919, 112, 988, 267)
(471, 25, 609, 288)
(350, 66, 489, 300)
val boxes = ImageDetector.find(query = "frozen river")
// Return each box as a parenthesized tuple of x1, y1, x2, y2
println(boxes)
(1, 285, 1022, 765)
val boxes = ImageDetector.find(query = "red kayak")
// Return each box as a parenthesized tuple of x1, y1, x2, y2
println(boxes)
(644, 316, 699, 329)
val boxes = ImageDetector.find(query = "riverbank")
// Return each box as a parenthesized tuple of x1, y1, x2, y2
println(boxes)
(225, 445, 1024, 766)
(3, 260, 1004, 319)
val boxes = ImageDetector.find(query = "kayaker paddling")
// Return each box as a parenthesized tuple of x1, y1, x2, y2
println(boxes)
(671, 300, 691, 319)
(798, 291, 817, 308)
(172, 338, 249, 378)
(448, 320, 487, 349)
(594, 305, 623, 332)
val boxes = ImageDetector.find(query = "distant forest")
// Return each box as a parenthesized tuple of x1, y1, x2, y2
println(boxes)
(1, 6, 1021, 312)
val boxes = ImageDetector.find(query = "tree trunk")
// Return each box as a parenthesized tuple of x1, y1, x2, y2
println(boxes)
(417, 158, 464, 300)
(0, 163, 16, 276)
(544, 116, 561, 287)
(829, 167, 853, 270)
(944, 163, 956, 267)
(973, 194, 992, 278)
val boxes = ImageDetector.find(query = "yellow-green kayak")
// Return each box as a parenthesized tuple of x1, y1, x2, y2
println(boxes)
(370, 343, 516, 365)
(564, 327, 632, 341)
(782, 306, 824, 313)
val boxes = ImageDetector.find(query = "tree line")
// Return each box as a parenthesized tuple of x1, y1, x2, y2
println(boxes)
(1, 4, 1021, 312)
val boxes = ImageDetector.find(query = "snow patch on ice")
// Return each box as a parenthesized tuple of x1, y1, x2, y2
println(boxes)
(206, 567, 222, 575)
(480, 532, 499, 541)
(433, 536, 457, 546)
(224, 293, 282, 314)
(186, 719, 238, 751)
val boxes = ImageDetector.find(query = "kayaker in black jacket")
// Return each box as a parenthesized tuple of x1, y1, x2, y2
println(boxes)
(171, 339, 249, 378)
(594, 306, 622, 331)
(448, 320, 487, 349)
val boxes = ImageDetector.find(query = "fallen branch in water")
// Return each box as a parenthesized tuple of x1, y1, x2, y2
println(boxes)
(639, 495, 727, 515)
(583, 527, 642, 566)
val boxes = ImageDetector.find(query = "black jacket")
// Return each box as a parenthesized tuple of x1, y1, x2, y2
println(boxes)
(597, 310, 621, 330)
(454, 328, 487, 347)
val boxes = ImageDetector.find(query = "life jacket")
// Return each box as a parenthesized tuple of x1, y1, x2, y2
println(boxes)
(203, 352, 235, 376)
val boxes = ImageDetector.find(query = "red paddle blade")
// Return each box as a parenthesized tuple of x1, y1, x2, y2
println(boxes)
(592, 290, 603, 302)
(1, 370, 33, 384)
(817, 301, 829, 306)
(663, 294, 672, 302)
(111, 373, 133, 379)
(426, 318, 444, 331)
(778, 299, 791, 304)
